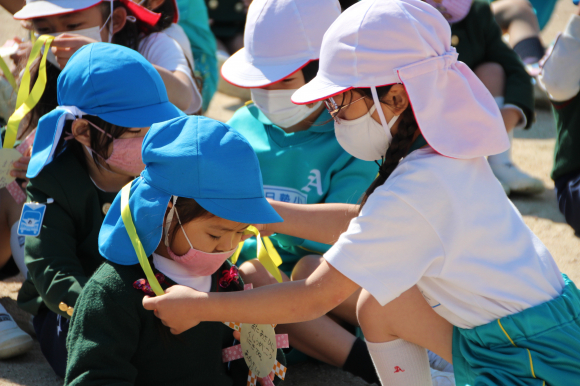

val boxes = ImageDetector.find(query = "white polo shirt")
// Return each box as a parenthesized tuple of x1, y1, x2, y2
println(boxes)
(325, 147, 564, 329)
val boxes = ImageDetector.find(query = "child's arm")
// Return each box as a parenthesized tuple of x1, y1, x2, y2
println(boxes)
(539, 8, 580, 102)
(143, 259, 360, 334)
(264, 201, 359, 245)
(152, 64, 194, 111)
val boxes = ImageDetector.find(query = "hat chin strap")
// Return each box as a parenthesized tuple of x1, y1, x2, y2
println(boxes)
(163, 196, 178, 247)
(370, 86, 399, 135)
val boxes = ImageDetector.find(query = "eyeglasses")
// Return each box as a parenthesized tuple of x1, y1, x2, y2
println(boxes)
(324, 95, 366, 123)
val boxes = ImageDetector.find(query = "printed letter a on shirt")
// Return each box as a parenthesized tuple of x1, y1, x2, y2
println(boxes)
(301, 169, 323, 196)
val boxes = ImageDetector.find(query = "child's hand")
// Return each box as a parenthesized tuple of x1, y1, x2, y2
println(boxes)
(142, 285, 205, 334)
(11, 154, 30, 187)
(51, 34, 99, 68)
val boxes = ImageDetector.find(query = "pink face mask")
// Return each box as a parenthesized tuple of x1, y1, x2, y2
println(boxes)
(67, 120, 146, 176)
(163, 197, 237, 277)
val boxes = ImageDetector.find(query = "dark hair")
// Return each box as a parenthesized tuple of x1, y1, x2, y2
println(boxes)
(99, 1, 141, 49)
(301, 60, 319, 83)
(339, 85, 418, 210)
(56, 115, 137, 171)
(139, 0, 176, 32)
(166, 198, 214, 245)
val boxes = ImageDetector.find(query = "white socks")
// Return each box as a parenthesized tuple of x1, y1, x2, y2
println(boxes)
(366, 339, 432, 386)
(10, 222, 27, 277)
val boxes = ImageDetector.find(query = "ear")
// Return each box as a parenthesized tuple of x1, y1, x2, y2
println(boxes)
(386, 84, 410, 115)
(148, 0, 166, 11)
(111, 6, 128, 35)
(71, 119, 92, 147)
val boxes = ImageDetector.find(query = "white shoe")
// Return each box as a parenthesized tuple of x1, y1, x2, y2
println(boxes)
(430, 368, 455, 386)
(0, 307, 33, 359)
(490, 162, 544, 195)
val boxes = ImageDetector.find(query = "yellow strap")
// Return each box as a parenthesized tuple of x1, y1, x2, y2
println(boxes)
(120, 183, 165, 296)
(3, 35, 53, 150)
(0, 56, 16, 90)
(230, 230, 283, 283)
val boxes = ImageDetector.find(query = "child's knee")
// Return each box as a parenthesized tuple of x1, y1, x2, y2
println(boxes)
(474, 62, 505, 96)
(239, 260, 289, 287)
(291, 254, 324, 281)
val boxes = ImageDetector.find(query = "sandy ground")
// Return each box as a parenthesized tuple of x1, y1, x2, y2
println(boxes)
(1, 1, 580, 385)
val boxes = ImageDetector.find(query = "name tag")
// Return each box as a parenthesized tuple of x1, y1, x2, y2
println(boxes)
(17, 202, 47, 237)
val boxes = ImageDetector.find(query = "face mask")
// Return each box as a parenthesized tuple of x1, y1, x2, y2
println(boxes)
(251, 88, 322, 129)
(39, 26, 105, 69)
(164, 197, 236, 277)
(334, 100, 399, 161)
(70, 120, 145, 176)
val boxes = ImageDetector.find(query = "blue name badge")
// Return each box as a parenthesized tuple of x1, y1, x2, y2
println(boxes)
(17, 203, 47, 237)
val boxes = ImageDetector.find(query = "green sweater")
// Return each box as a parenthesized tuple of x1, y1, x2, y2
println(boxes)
(17, 149, 118, 318)
(551, 95, 580, 180)
(65, 260, 284, 386)
(451, 0, 534, 128)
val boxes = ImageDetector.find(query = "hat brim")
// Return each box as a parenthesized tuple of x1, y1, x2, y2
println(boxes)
(97, 100, 185, 128)
(196, 196, 283, 225)
(291, 74, 351, 105)
(14, 0, 102, 19)
(221, 48, 313, 88)
(99, 177, 171, 265)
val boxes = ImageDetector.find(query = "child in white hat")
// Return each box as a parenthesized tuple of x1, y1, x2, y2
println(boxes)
(145, 1, 580, 386)
(221, 0, 378, 383)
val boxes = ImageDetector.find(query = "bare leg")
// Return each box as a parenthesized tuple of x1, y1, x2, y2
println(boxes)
(291, 255, 361, 326)
(357, 287, 453, 362)
(474, 62, 505, 99)
(491, 0, 540, 47)
(240, 259, 355, 366)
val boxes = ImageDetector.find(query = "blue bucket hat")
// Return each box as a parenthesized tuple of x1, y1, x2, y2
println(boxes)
(27, 43, 184, 178)
(99, 115, 283, 265)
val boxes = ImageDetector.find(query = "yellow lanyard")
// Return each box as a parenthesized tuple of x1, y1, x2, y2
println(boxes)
(0, 56, 16, 90)
(2, 35, 54, 150)
(120, 182, 285, 296)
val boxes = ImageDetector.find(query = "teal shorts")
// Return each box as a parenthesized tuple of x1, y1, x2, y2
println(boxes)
(453, 275, 580, 386)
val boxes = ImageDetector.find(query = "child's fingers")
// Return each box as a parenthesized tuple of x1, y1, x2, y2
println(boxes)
(232, 330, 241, 340)
(142, 295, 157, 310)
(10, 169, 27, 179)
(21, 181, 28, 189)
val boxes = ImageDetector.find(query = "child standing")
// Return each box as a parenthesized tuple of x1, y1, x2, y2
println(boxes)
(145, 1, 580, 385)
(65, 115, 284, 385)
(221, 0, 378, 383)
(539, 4, 580, 236)
(18, 43, 183, 377)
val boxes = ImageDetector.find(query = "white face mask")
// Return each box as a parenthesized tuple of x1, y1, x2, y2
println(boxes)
(40, 25, 105, 69)
(251, 88, 322, 129)
(334, 102, 399, 162)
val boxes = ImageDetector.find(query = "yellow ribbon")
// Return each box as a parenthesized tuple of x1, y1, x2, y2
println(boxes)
(0, 56, 16, 90)
(3, 35, 54, 150)
(121, 182, 165, 296)
(120, 182, 285, 296)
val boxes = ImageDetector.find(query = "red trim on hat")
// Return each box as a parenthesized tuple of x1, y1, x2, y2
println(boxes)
(221, 59, 317, 89)
(14, 2, 102, 20)
(119, 0, 161, 26)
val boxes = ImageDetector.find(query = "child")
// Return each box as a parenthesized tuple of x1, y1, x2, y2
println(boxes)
(221, 0, 379, 383)
(65, 115, 284, 385)
(13, 0, 202, 113)
(538, 4, 580, 236)
(425, 0, 543, 195)
(145, 1, 580, 385)
(18, 43, 183, 377)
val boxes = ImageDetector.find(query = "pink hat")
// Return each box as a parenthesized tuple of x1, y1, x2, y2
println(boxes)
(424, 0, 472, 24)
(221, 0, 341, 88)
(292, 0, 508, 159)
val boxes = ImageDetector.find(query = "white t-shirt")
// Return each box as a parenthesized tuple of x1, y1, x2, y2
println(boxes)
(325, 147, 564, 329)
(153, 252, 212, 292)
(138, 32, 202, 114)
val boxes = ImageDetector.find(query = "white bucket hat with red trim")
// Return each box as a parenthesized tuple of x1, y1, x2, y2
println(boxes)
(14, 0, 161, 26)
(221, 0, 341, 88)
(292, 0, 509, 159)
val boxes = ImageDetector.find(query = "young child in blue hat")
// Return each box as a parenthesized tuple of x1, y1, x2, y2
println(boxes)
(17, 43, 183, 377)
(65, 115, 284, 385)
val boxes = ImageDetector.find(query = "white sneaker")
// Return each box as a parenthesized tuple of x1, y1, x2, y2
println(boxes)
(430, 368, 455, 386)
(0, 307, 33, 359)
(490, 162, 544, 195)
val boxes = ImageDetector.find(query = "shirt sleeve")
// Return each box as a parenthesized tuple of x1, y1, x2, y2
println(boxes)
(539, 15, 580, 102)
(65, 280, 140, 385)
(24, 175, 88, 319)
(324, 189, 445, 306)
(478, 1, 534, 128)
